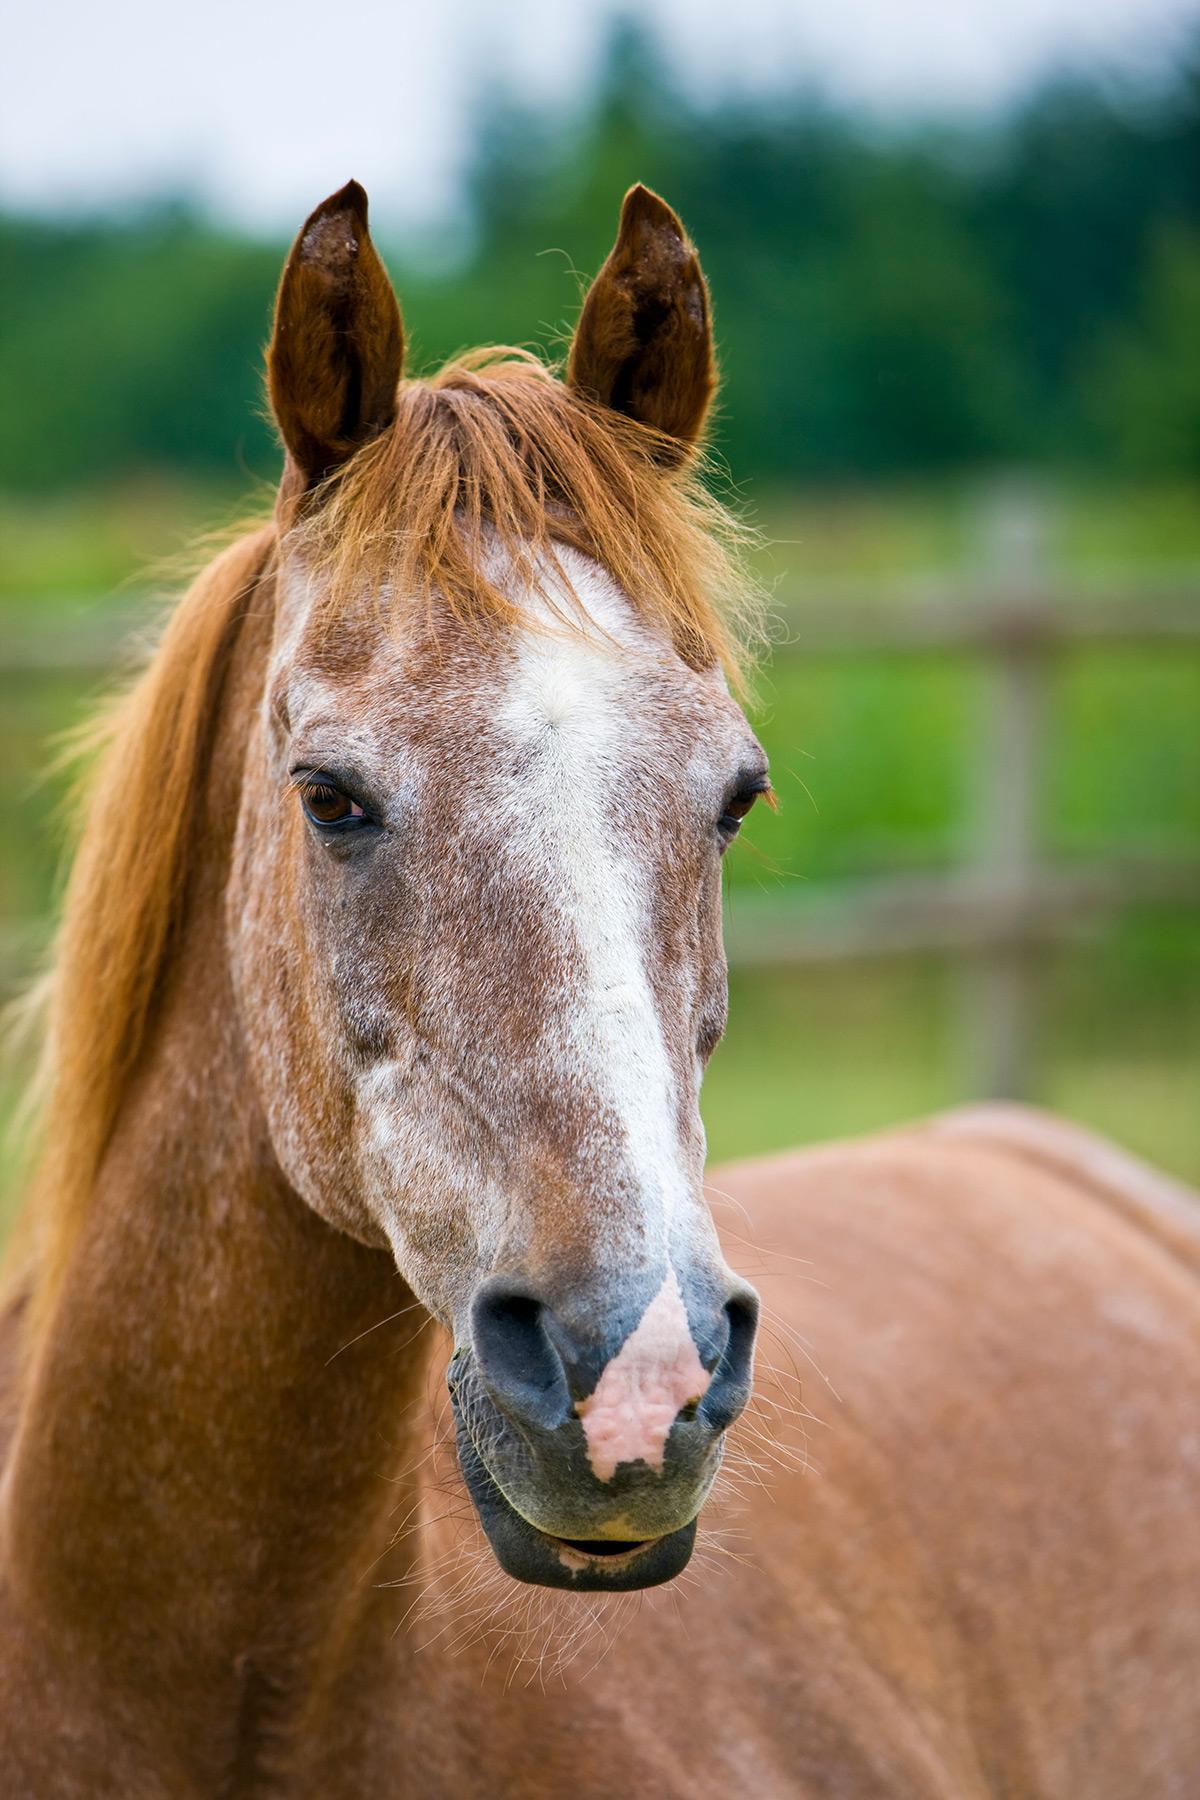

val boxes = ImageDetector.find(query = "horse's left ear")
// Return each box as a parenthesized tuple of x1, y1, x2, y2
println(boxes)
(567, 185, 715, 459)
(268, 180, 404, 486)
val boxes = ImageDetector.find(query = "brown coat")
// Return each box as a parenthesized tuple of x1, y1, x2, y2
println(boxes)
(2, 1098, 1198, 1796)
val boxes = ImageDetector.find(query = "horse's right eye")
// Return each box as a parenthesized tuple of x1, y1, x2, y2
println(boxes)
(298, 778, 368, 830)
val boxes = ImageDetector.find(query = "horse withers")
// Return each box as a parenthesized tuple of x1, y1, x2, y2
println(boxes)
(1, 181, 1197, 1798)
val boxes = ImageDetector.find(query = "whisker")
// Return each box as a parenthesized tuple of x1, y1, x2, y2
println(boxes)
(324, 1296, 428, 1364)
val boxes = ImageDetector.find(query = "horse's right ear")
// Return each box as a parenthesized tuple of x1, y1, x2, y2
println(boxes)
(267, 181, 404, 486)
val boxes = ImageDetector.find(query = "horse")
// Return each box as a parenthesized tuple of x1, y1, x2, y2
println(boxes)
(1, 179, 1198, 1799)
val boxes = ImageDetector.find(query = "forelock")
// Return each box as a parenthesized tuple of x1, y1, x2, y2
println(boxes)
(284, 347, 763, 693)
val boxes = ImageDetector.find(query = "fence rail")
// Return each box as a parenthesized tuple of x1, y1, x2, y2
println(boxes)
(775, 582, 1200, 653)
(723, 856, 1200, 965)
(3, 569, 1199, 1099)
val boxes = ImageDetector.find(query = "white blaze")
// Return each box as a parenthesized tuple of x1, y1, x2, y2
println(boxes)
(497, 555, 695, 1259)
(495, 553, 717, 1483)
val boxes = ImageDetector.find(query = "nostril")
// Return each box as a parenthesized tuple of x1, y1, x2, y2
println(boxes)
(484, 1290, 541, 1336)
(725, 1290, 760, 1361)
(700, 1286, 760, 1432)
(470, 1281, 572, 1433)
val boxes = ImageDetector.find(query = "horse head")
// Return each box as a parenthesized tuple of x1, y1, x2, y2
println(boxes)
(229, 180, 767, 1590)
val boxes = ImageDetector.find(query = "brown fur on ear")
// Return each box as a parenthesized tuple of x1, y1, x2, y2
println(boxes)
(268, 180, 404, 484)
(567, 185, 716, 458)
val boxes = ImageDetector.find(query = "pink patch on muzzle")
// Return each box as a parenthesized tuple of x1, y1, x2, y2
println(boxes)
(575, 1269, 712, 1482)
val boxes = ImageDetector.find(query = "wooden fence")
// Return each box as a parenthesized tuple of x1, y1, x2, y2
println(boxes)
(3, 561, 1199, 1101)
(721, 572, 1200, 1097)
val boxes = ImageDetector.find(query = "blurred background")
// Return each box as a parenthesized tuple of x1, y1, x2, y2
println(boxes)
(2, 0, 1198, 1218)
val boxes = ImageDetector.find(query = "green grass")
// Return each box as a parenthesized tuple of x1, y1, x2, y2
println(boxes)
(702, 940, 1200, 1182)
(728, 647, 1200, 892)
(0, 476, 252, 605)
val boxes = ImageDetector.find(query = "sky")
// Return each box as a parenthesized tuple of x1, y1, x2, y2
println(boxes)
(6, 0, 1197, 234)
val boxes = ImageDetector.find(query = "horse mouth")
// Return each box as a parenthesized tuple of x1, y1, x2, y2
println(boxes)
(490, 1497, 698, 1591)
(451, 1410, 699, 1591)
(536, 1529, 674, 1575)
(554, 1535, 653, 1558)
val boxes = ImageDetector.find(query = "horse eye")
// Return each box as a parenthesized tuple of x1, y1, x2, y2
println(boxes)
(718, 775, 772, 842)
(299, 779, 366, 829)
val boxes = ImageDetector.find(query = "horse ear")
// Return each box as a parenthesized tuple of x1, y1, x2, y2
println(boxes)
(267, 180, 404, 485)
(567, 185, 716, 458)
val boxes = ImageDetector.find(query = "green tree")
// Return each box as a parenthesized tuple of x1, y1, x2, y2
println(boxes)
(1088, 228, 1200, 472)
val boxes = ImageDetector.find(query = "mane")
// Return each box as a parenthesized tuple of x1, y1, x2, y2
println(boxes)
(4, 527, 275, 1344)
(5, 347, 761, 1344)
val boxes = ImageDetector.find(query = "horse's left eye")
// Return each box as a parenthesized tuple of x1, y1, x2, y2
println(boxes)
(718, 775, 772, 842)
(299, 779, 368, 830)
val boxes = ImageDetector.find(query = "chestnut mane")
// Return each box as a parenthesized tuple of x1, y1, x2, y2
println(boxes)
(5, 348, 760, 1341)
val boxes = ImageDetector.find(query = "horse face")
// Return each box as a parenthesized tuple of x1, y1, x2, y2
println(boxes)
(229, 180, 763, 1589)
(231, 547, 764, 1588)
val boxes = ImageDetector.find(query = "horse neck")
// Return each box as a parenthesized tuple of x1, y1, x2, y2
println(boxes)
(2, 592, 435, 1766)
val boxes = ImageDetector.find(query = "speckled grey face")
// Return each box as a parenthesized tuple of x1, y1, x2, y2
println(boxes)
(228, 541, 766, 1588)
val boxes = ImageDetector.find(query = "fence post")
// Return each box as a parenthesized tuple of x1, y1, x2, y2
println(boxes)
(964, 487, 1051, 1100)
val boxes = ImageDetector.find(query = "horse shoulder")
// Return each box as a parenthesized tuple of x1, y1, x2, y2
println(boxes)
(703, 1115, 1200, 1799)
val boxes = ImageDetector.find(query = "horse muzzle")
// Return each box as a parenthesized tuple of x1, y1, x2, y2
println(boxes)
(448, 1263, 759, 1590)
